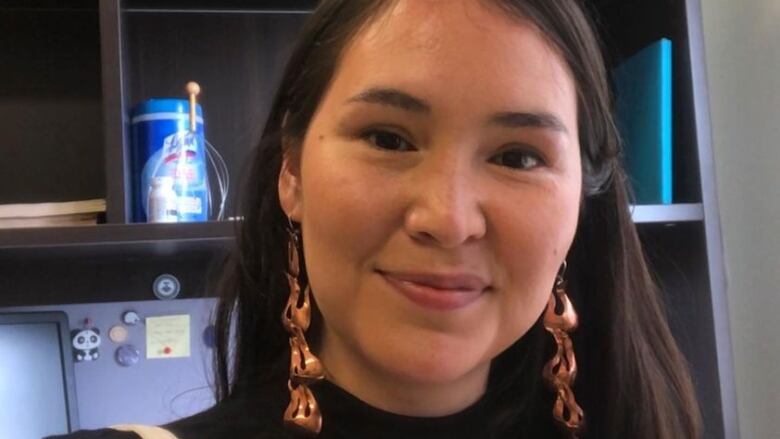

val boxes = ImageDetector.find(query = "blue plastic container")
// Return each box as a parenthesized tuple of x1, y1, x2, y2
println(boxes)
(130, 99, 209, 222)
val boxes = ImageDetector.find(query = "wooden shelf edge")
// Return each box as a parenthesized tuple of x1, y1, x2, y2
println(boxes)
(630, 203, 705, 224)
(121, 0, 317, 15)
(124, 7, 312, 14)
(0, 221, 238, 258)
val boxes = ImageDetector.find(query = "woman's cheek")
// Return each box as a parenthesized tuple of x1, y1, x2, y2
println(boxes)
(492, 188, 578, 296)
(301, 143, 399, 266)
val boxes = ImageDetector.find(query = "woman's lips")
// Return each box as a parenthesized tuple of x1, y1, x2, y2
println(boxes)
(378, 270, 489, 311)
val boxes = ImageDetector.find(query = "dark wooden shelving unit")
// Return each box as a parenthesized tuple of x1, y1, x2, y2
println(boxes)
(0, 1, 737, 438)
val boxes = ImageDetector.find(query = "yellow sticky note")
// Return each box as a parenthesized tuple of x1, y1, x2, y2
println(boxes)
(146, 314, 190, 359)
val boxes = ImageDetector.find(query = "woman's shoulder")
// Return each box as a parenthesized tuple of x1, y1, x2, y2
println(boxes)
(47, 423, 197, 439)
(161, 391, 292, 439)
(46, 406, 289, 439)
(47, 384, 290, 439)
(45, 428, 140, 439)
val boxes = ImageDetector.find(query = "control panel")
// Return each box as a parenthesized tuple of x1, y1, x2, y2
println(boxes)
(1, 296, 217, 429)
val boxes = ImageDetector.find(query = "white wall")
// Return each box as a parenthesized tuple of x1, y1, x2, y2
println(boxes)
(700, 1, 780, 438)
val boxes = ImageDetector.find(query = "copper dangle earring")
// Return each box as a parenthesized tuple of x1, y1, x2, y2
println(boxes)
(282, 219, 325, 436)
(542, 261, 585, 438)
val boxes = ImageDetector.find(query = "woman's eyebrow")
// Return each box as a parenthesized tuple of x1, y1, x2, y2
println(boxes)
(345, 87, 431, 113)
(345, 86, 568, 134)
(489, 111, 569, 134)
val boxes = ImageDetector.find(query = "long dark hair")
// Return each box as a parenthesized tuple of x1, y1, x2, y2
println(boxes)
(211, 1, 703, 438)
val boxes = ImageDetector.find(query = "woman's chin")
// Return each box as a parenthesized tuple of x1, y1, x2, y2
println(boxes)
(363, 333, 492, 387)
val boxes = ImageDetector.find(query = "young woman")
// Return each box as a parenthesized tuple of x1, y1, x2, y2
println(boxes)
(54, 0, 702, 438)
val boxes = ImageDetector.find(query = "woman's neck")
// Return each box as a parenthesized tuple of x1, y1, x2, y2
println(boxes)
(317, 328, 490, 417)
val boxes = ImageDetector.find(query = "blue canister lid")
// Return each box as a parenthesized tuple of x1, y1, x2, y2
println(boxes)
(131, 98, 203, 119)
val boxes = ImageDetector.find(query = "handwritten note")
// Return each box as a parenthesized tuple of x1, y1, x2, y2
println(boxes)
(146, 314, 190, 359)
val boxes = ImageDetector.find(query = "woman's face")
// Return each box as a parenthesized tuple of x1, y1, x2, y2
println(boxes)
(279, 0, 581, 402)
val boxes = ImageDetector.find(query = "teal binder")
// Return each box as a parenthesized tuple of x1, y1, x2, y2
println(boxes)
(613, 38, 673, 205)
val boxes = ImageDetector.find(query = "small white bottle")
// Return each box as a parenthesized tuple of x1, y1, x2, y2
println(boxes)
(147, 176, 178, 223)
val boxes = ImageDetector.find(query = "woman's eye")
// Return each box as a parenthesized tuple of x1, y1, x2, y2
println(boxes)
(491, 148, 544, 170)
(362, 129, 414, 152)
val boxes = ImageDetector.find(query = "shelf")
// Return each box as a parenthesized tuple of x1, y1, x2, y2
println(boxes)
(630, 203, 704, 223)
(0, 1, 98, 12)
(124, 8, 311, 14)
(123, 0, 316, 14)
(0, 220, 236, 259)
(0, 3, 104, 206)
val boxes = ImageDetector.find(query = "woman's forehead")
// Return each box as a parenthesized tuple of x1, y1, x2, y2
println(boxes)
(362, 0, 525, 43)
(354, 0, 551, 63)
(331, 0, 577, 127)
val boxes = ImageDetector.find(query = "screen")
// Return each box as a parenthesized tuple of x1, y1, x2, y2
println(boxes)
(0, 313, 77, 438)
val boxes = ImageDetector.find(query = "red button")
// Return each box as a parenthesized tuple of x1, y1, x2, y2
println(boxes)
(163, 347, 171, 354)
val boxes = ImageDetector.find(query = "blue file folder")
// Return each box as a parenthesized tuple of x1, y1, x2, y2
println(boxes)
(613, 38, 673, 205)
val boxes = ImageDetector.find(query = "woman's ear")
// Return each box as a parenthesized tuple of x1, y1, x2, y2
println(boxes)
(278, 145, 303, 222)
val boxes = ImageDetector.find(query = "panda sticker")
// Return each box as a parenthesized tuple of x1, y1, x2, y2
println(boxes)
(72, 327, 101, 362)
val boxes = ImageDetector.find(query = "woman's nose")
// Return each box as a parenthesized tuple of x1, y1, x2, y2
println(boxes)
(403, 160, 487, 248)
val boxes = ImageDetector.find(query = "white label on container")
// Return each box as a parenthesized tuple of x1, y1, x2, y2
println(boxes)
(178, 196, 203, 214)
